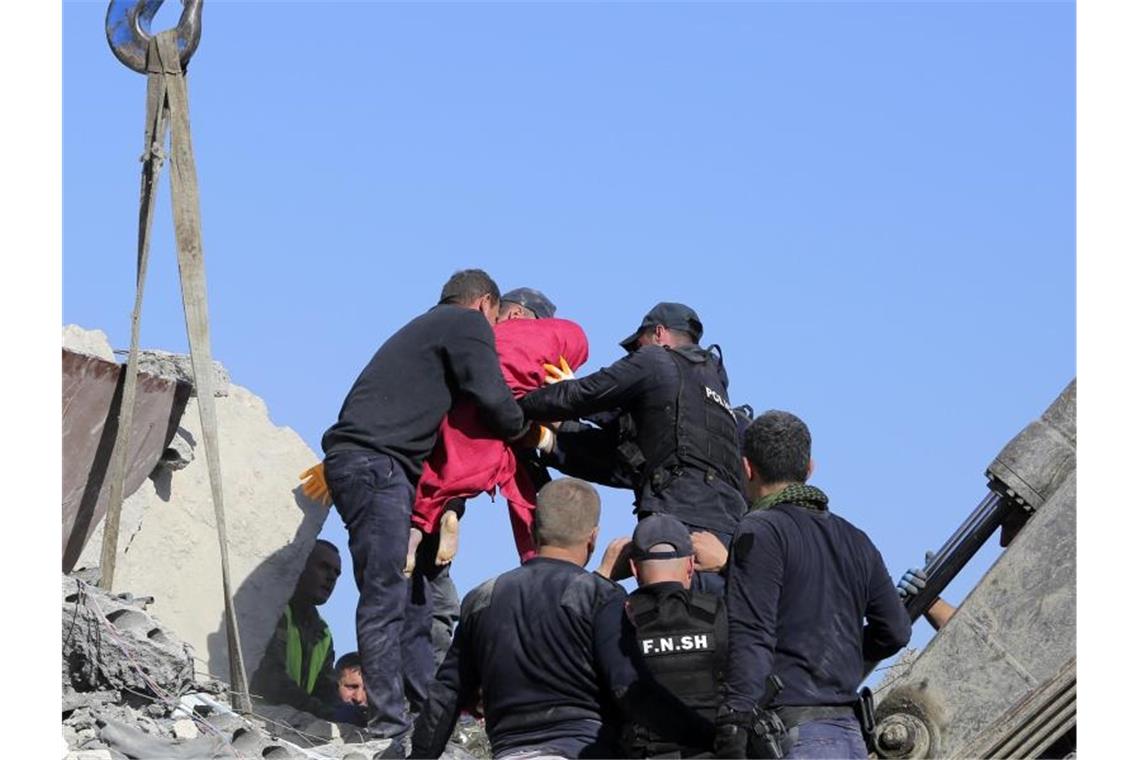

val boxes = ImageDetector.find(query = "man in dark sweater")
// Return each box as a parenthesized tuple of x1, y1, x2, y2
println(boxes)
(411, 478, 710, 760)
(715, 411, 911, 759)
(321, 269, 528, 745)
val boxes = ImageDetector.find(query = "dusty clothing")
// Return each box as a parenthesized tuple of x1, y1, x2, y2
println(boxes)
(321, 303, 526, 481)
(723, 494, 911, 712)
(250, 601, 339, 721)
(412, 318, 590, 561)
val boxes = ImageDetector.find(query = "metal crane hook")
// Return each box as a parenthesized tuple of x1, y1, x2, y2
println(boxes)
(106, 0, 203, 74)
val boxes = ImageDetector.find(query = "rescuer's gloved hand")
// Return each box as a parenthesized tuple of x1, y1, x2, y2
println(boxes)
(713, 708, 752, 759)
(299, 463, 332, 507)
(897, 567, 927, 598)
(543, 356, 575, 385)
(897, 549, 935, 599)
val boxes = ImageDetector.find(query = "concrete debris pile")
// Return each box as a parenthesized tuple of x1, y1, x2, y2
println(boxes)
(61, 575, 491, 759)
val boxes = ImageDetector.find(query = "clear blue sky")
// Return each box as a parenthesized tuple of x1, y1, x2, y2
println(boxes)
(63, 1, 1074, 680)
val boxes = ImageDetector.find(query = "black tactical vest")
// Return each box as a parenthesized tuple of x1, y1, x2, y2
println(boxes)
(637, 346, 743, 496)
(625, 586, 727, 757)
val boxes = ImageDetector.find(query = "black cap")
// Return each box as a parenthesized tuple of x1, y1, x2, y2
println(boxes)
(630, 514, 693, 560)
(619, 302, 703, 352)
(501, 287, 556, 319)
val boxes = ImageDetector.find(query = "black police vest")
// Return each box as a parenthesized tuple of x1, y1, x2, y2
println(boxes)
(626, 588, 727, 756)
(637, 347, 742, 495)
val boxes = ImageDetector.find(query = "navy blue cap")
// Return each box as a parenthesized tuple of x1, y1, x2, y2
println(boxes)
(631, 514, 693, 560)
(620, 302, 704, 351)
(501, 287, 556, 319)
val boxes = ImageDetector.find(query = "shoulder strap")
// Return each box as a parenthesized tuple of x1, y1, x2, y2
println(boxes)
(626, 593, 661, 628)
(688, 590, 720, 623)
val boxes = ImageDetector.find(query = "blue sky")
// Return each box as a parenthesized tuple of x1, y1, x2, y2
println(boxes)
(63, 1, 1074, 682)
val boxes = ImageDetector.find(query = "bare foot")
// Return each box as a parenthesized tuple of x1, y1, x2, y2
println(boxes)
(435, 510, 461, 566)
(405, 527, 423, 577)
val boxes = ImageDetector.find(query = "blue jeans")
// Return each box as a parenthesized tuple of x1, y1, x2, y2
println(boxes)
(324, 449, 435, 740)
(785, 716, 867, 759)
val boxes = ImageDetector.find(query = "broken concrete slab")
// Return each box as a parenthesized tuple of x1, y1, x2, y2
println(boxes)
(74, 372, 329, 684)
(134, 349, 231, 398)
(64, 324, 117, 363)
(63, 577, 195, 697)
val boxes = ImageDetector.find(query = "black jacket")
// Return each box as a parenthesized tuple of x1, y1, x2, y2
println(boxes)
(520, 345, 745, 534)
(411, 558, 711, 758)
(723, 502, 911, 711)
(322, 304, 525, 481)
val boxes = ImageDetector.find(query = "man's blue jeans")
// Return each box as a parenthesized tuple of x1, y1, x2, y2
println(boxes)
(324, 449, 435, 740)
(785, 716, 867, 759)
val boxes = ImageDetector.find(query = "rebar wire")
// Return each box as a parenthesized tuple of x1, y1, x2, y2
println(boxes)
(74, 580, 242, 759)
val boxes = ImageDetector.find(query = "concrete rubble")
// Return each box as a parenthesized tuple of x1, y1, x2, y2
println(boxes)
(62, 576, 491, 759)
(67, 324, 329, 685)
(62, 325, 491, 758)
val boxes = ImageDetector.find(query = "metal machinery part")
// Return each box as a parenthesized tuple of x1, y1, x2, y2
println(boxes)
(871, 380, 1076, 758)
(106, 0, 203, 74)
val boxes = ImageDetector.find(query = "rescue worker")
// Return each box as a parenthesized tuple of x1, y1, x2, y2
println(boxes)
(412, 285, 561, 668)
(715, 411, 911, 759)
(331, 652, 369, 726)
(896, 506, 1033, 631)
(250, 540, 342, 721)
(604, 515, 728, 758)
(410, 478, 710, 759)
(408, 290, 585, 569)
(520, 302, 747, 592)
(321, 269, 529, 746)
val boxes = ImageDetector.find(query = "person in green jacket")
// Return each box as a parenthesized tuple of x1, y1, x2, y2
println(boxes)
(251, 540, 343, 720)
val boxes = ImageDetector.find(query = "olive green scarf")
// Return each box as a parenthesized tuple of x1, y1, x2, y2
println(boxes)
(749, 483, 829, 513)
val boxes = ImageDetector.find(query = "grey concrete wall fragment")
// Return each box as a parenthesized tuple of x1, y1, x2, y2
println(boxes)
(79, 380, 328, 683)
(132, 349, 232, 397)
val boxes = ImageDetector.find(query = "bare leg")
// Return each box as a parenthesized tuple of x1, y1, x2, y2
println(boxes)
(405, 526, 423, 577)
(435, 510, 461, 566)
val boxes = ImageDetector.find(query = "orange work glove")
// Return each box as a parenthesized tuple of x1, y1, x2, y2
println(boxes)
(543, 356, 575, 385)
(299, 463, 332, 507)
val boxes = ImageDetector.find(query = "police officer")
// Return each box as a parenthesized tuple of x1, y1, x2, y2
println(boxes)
(411, 478, 710, 760)
(520, 302, 746, 592)
(715, 411, 911, 759)
(609, 515, 728, 758)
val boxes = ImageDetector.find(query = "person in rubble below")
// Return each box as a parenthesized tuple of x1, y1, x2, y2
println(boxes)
(405, 287, 589, 573)
(330, 651, 369, 727)
(250, 540, 342, 721)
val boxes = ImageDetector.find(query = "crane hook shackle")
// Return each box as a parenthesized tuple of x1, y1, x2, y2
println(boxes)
(106, 0, 203, 73)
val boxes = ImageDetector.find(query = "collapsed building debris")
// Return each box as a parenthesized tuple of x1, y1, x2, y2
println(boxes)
(61, 325, 491, 758)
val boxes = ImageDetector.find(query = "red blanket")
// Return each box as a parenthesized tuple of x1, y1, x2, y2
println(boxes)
(412, 318, 590, 561)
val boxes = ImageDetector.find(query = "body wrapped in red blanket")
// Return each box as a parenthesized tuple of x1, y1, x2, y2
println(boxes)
(412, 317, 589, 562)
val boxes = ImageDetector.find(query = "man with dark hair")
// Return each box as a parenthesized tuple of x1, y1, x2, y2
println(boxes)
(521, 302, 747, 593)
(251, 540, 342, 721)
(411, 478, 710, 759)
(321, 269, 528, 746)
(598, 515, 728, 758)
(330, 652, 369, 726)
(715, 411, 911, 759)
